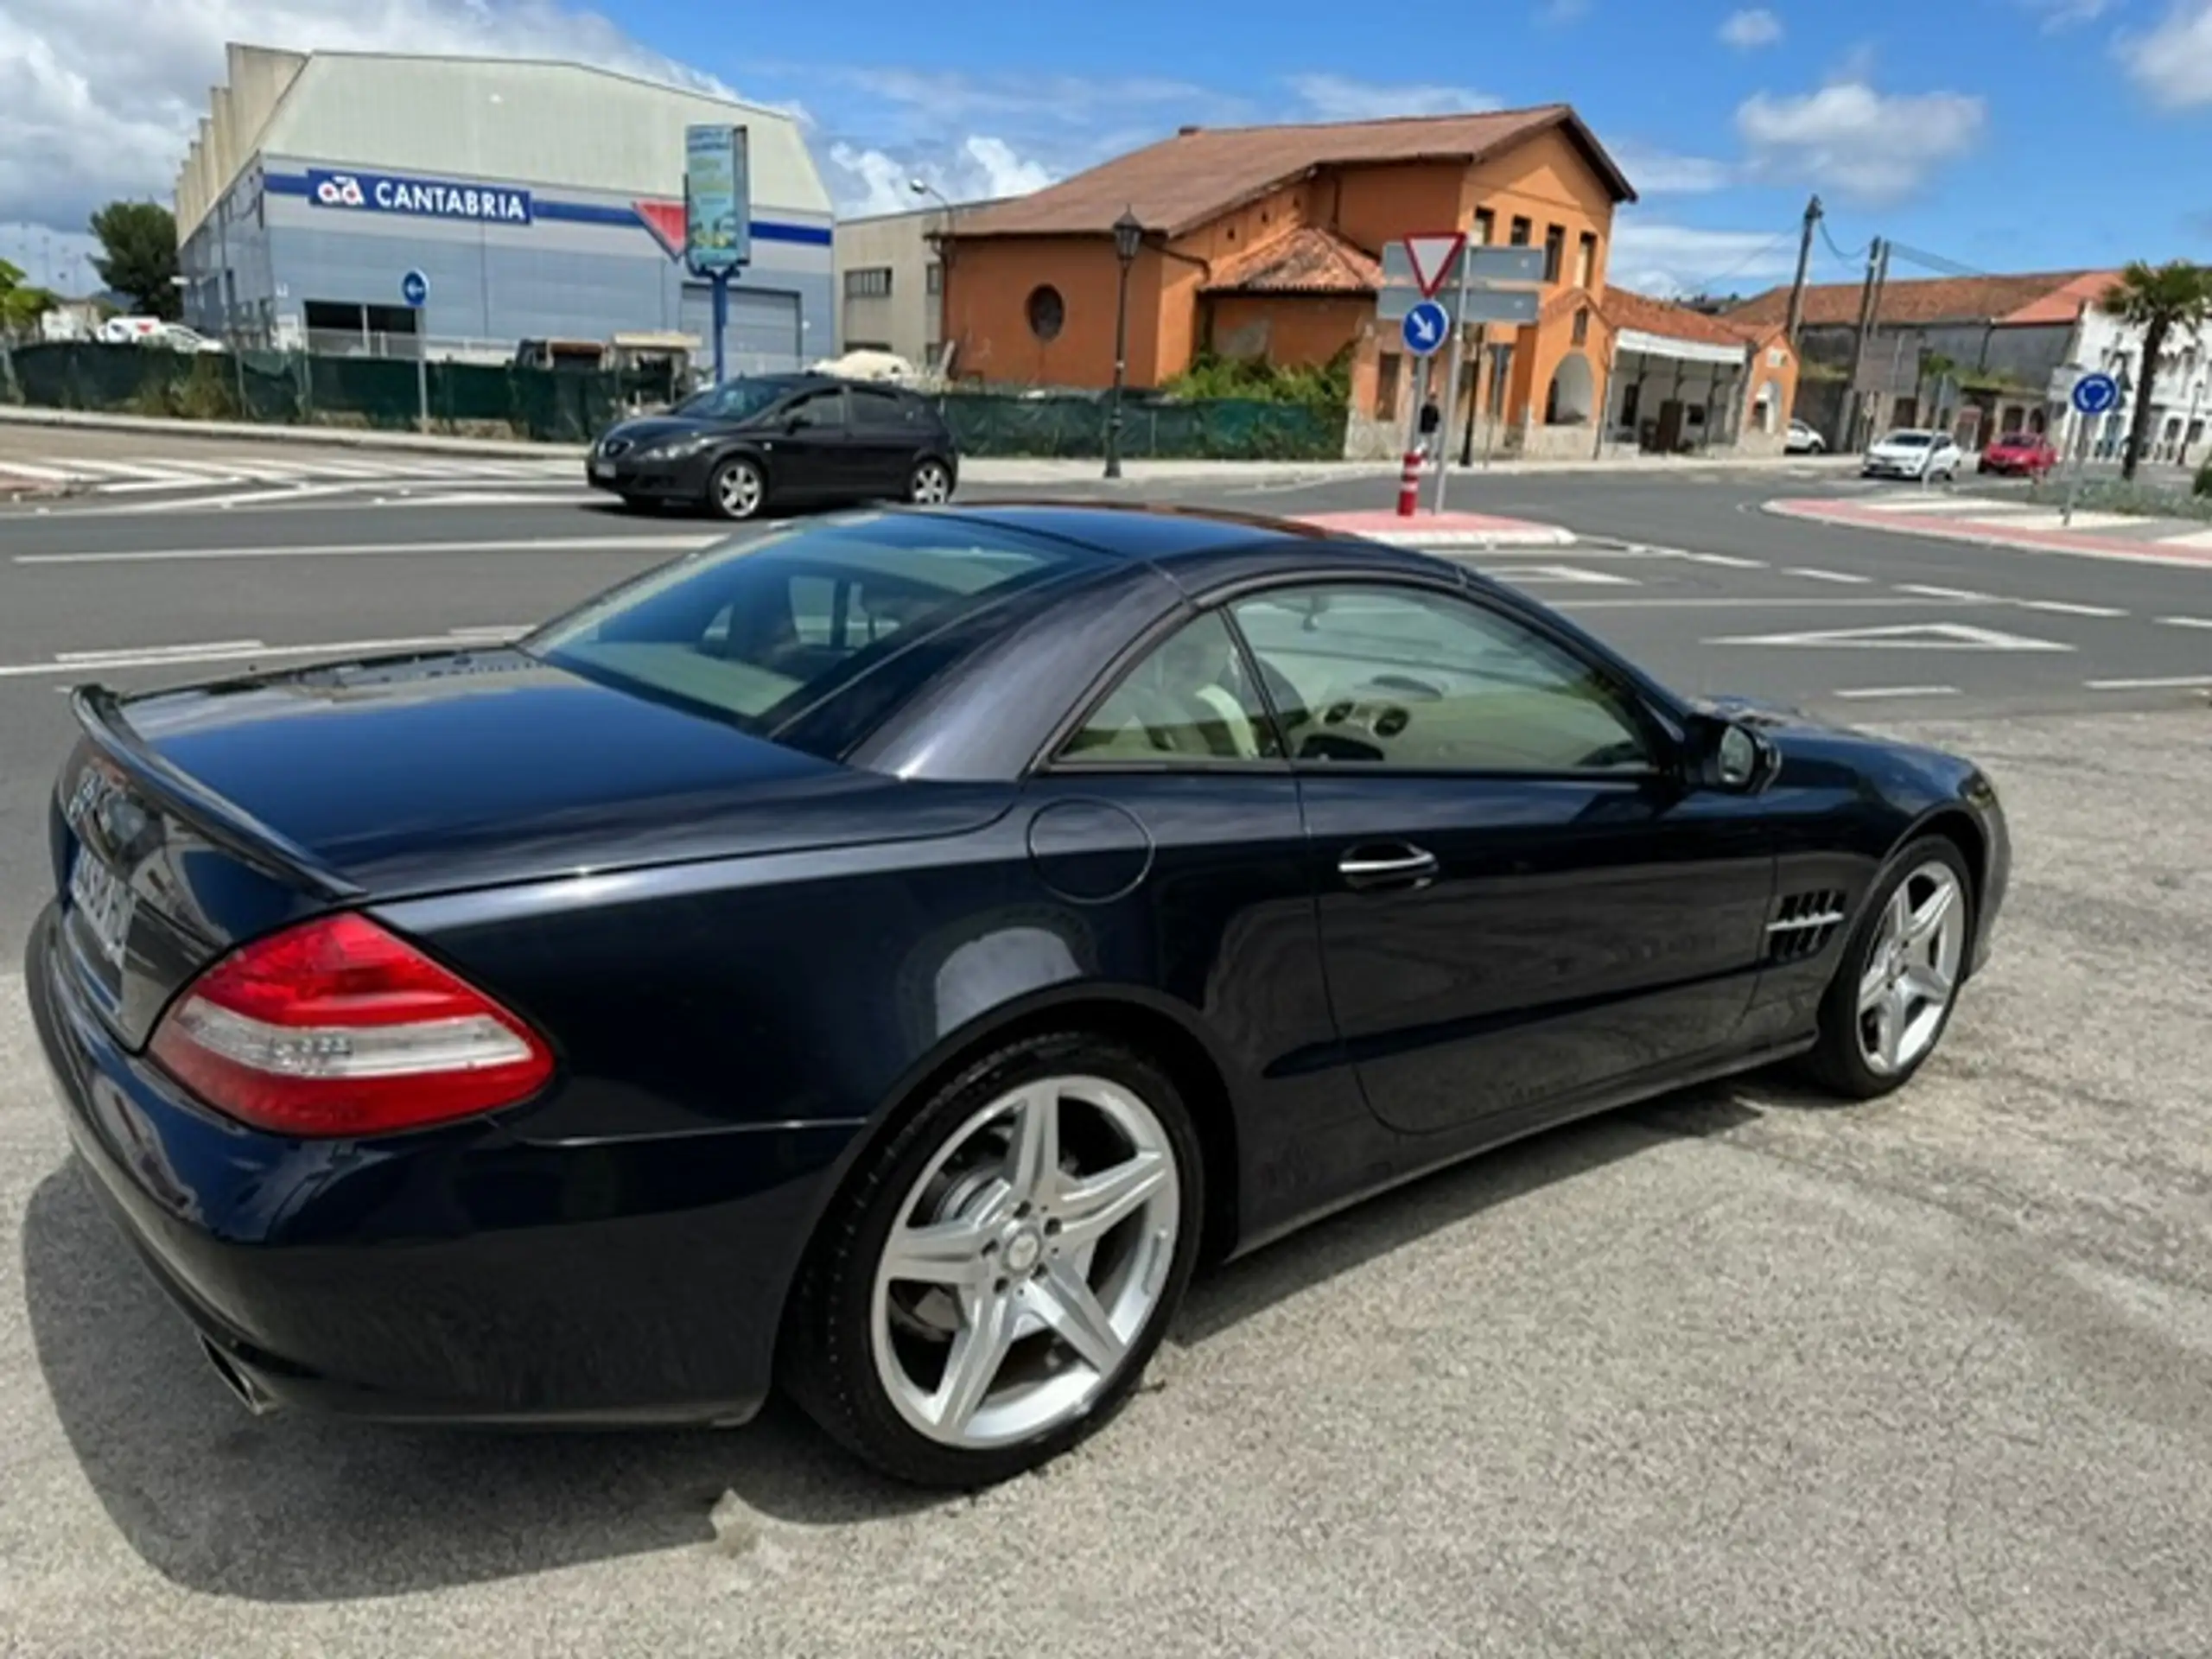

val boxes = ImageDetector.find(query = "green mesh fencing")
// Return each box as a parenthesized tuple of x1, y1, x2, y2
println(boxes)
(938, 393, 1344, 461)
(3, 344, 1338, 458)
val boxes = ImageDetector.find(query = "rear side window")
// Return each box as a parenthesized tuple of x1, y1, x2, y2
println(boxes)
(852, 387, 916, 428)
(524, 515, 1097, 755)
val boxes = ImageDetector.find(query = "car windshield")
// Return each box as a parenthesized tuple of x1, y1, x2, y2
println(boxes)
(673, 379, 791, 422)
(1993, 433, 2035, 446)
(1884, 431, 1935, 448)
(523, 514, 1092, 753)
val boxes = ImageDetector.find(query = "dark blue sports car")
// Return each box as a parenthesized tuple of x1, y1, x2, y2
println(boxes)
(29, 504, 2008, 1486)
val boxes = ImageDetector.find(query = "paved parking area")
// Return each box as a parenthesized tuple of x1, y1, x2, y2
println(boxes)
(3, 705, 2209, 1657)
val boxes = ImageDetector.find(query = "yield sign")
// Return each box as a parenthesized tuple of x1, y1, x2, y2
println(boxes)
(1707, 621, 2073, 652)
(1401, 232, 1466, 299)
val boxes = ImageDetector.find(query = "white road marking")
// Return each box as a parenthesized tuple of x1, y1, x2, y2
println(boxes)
(1832, 685, 1961, 700)
(1681, 551, 1766, 569)
(1558, 597, 1942, 612)
(1786, 567, 1871, 584)
(0, 627, 528, 680)
(43, 458, 195, 480)
(16, 533, 716, 566)
(90, 474, 246, 494)
(2084, 675, 2212, 691)
(2155, 529, 2212, 550)
(2155, 615, 2212, 629)
(0, 461, 79, 480)
(2017, 599, 2127, 617)
(1707, 621, 2074, 652)
(1484, 563, 1638, 586)
(1894, 583, 1992, 601)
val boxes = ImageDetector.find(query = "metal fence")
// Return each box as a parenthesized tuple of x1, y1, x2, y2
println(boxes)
(1, 342, 1352, 460)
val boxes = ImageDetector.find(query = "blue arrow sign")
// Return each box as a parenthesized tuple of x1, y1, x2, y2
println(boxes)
(1402, 300, 1449, 358)
(400, 269, 429, 308)
(2070, 372, 2118, 416)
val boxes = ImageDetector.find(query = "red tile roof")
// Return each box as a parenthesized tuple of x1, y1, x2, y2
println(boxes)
(950, 105, 1635, 241)
(1604, 287, 1762, 351)
(1201, 226, 1382, 295)
(1727, 270, 2105, 330)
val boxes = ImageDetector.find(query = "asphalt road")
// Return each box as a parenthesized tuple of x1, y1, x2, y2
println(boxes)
(3, 705, 2209, 1656)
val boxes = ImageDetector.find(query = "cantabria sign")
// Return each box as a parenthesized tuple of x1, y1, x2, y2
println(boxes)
(305, 168, 533, 226)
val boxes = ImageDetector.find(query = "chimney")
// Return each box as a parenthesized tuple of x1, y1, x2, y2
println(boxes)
(1178, 124, 1202, 137)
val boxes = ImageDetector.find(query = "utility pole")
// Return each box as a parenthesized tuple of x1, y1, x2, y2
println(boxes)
(1845, 235, 1887, 449)
(1783, 194, 1821, 347)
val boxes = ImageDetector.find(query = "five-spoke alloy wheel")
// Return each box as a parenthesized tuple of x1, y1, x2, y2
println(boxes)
(908, 458, 954, 505)
(708, 455, 766, 520)
(784, 1032, 1201, 1487)
(1806, 836, 1975, 1098)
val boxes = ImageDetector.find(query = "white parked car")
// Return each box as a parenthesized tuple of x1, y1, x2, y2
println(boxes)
(1785, 419, 1827, 454)
(96, 315, 165, 345)
(1862, 429, 1962, 481)
(147, 324, 225, 354)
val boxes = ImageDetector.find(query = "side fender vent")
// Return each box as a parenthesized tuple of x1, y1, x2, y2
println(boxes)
(1765, 888, 1847, 963)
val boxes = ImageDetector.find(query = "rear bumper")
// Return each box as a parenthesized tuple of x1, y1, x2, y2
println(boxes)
(25, 904, 850, 1427)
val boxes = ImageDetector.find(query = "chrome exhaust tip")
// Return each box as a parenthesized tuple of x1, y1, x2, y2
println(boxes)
(200, 1336, 280, 1417)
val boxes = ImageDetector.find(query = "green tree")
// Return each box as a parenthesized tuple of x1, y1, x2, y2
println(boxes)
(88, 200, 181, 319)
(2098, 260, 2212, 481)
(0, 259, 58, 337)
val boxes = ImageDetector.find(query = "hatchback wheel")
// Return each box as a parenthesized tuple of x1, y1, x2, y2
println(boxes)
(1803, 836, 1974, 1099)
(783, 1031, 1201, 1487)
(708, 456, 766, 520)
(908, 458, 954, 505)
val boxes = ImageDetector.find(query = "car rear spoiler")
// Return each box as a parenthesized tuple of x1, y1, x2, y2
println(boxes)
(69, 684, 365, 902)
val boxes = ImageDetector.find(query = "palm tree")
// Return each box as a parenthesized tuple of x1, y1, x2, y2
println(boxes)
(2098, 261, 2212, 480)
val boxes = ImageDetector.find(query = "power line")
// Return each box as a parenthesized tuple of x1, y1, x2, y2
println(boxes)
(1674, 229, 1797, 301)
(1885, 241, 1991, 280)
(1818, 219, 1869, 265)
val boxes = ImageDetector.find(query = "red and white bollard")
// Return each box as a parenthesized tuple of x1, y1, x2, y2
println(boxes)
(1395, 447, 1421, 518)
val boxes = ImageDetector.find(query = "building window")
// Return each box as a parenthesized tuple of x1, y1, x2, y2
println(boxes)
(1375, 353, 1402, 418)
(1573, 307, 1589, 346)
(1543, 225, 1565, 283)
(843, 267, 893, 300)
(926, 262, 943, 296)
(1576, 232, 1596, 289)
(1473, 208, 1495, 246)
(1027, 284, 1065, 342)
(1510, 216, 1532, 247)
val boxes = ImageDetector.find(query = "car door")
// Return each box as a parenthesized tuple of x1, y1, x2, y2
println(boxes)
(762, 385, 851, 500)
(847, 385, 922, 495)
(1029, 607, 1370, 1237)
(1226, 578, 1777, 1141)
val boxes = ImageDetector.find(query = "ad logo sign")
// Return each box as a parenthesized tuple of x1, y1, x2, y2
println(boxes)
(306, 168, 533, 226)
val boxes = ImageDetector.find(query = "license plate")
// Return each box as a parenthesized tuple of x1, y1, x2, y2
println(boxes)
(590, 461, 616, 480)
(68, 852, 135, 966)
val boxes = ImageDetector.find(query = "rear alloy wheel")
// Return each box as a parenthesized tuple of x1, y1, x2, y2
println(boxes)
(784, 1033, 1200, 1487)
(907, 458, 954, 505)
(1803, 836, 1974, 1099)
(708, 456, 766, 520)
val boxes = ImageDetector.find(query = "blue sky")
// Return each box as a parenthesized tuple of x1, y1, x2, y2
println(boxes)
(3, 0, 2209, 298)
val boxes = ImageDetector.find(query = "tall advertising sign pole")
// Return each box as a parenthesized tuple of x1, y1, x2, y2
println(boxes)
(684, 125, 752, 385)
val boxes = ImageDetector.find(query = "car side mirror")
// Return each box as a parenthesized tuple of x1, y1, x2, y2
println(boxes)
(783, 413, 805, 433)
(1686, 714, 1778, 794)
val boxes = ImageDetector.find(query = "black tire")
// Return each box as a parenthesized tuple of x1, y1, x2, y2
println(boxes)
(781, 1030, 1204, 1488)
(1801, 835, 1974, 1100)
(907, 456, 955, 505)
(706, 455, 766, 521)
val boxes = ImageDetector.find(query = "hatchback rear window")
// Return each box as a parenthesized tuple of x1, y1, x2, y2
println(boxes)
(523, 514, 1095, 753)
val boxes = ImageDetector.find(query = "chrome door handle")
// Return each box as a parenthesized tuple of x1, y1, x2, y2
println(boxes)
(1338, 844, 1440, 891)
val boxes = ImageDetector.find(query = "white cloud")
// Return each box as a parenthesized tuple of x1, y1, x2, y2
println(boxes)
(0, 0, 732, 237)
(2120, 1, 2212, 106)
(1736, 81, 1987, 203)
(1719, 9, 1783, 48)
(2022, 0, 2118, 29)
(1287, 73, 1501, 121)
(826, 137, 1056, 218)
(830, 66, 1210, 132)
(1608, 220, 1796, 297)
(1611, 144, 1736, 194)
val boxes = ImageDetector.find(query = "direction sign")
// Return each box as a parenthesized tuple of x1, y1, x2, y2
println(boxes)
(1465, 245, 1546, 285)
(1458, 289, 1541, 326)
(1401, 232, 1465, 298)
(399, 268, 429, 308)
(1402, 301, 1449, 357)
(2071, 372, 2119, 416)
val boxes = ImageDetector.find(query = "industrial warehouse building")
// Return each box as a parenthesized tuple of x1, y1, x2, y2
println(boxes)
(174, 43, 834, 371)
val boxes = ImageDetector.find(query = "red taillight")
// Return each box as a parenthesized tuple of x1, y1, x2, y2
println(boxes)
(149, 912, 555, 1137)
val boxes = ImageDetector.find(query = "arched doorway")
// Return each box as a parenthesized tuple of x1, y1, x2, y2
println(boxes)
(1545, 352, 1595, 424)
(1752, 379, 1780, 434)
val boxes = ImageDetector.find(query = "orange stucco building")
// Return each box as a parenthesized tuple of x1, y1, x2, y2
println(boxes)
(942, 106, 1799, 459)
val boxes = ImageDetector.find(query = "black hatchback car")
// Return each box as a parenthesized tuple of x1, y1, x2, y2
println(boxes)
(587, 374, 960, 520)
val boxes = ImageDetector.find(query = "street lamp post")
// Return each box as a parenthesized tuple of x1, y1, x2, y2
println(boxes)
(909, 179, 954, 371)
(1105, 208, 1143, 480)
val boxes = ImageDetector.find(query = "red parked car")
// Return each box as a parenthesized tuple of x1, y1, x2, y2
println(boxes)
(1978, 432, 2059, 477)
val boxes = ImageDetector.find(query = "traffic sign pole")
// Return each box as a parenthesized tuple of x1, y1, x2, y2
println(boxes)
(1433, 239, 1473, 515)
(401, 269, 431, 433)
(2063, 372, 2120, 527)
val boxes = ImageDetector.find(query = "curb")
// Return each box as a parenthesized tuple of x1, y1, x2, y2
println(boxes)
(1761, 498, 2212, 571)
